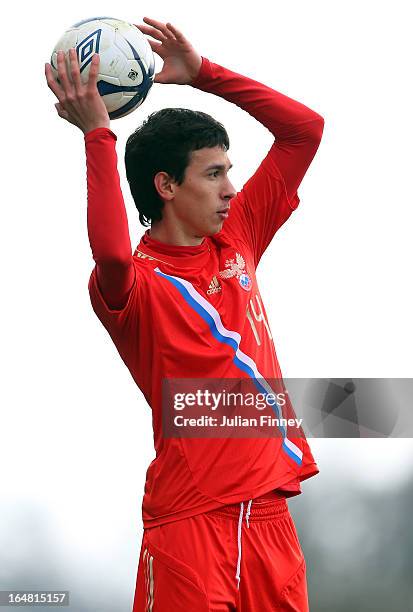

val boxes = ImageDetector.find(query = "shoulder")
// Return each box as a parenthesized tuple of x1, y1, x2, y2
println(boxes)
(88, 257, 151, 322)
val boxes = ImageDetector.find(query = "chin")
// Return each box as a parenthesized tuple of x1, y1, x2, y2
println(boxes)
(213, 220, 225, 233)
(200, 226, 220, 237)
(197, 219, 225, 237)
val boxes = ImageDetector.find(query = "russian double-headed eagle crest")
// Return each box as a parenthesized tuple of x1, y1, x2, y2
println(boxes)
(219, 252, 252, 291)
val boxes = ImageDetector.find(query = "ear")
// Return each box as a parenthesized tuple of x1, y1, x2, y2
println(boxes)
(154, 171, 176, 201)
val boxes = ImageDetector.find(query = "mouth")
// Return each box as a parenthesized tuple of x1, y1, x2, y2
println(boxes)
(217, 206, 230, 220)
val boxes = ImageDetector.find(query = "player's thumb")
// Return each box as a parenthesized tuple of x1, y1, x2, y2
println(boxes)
(55, 102, 69, 120)
(154, 71, 169, 84)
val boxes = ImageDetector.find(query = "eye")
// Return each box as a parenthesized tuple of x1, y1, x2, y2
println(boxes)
(209, 170, 220, 178)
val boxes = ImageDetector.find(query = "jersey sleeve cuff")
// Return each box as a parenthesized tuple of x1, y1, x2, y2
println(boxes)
(190, 56, 214, 88)
(84, 127, 117, 143)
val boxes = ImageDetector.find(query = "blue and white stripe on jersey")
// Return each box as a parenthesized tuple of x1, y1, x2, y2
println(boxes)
(154, 267, 303, 466)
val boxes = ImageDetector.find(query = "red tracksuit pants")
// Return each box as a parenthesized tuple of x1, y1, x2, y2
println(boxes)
(133, 492, 309, 611)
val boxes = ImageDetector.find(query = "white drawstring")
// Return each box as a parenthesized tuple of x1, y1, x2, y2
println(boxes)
(235, 502, 244, 589)
(235, 499, 253, 588)
(245, 499, 253, 528)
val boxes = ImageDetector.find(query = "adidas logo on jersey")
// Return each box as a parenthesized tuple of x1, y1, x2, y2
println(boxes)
(207, 275, 222, 295)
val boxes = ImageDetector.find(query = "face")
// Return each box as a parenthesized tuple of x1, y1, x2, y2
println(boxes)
(168, 146, 237, 239)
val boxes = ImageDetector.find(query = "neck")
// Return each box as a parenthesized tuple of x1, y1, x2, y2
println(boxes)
(149, 221, 205, 246)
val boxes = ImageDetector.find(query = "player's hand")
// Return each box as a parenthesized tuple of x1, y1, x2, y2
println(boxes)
(135, 17, 202, 85)
(45, 49, 110, 134)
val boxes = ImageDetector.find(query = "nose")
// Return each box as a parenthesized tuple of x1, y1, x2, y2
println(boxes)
(222, 177, 237, 200)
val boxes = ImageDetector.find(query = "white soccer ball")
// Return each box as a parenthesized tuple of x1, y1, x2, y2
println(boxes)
(50, 16, 155, 119)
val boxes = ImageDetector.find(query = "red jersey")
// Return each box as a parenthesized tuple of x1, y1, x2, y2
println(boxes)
(86, 57, 324, 528)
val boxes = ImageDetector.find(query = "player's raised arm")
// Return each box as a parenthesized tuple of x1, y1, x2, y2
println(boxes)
(190, 57, 324, 204)
(186, 56, 325, 263)
(45, 50, 135, 309)
(135, 18, 324, 264)
(135, 17, 324, 204)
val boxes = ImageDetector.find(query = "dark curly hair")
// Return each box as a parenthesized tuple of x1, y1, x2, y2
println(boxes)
(125, 108, 230, 227)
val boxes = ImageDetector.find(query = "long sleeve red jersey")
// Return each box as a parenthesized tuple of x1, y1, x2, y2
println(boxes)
(86, 57, 324, 527)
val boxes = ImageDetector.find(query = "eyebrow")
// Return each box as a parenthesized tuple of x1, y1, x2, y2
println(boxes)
(205, 163, 233, 172)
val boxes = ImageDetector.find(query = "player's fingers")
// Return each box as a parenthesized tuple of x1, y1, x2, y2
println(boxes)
(56, 49, 73, 94)
(165, 22, 186, 43)
(145, 38, 164, 57)
(68, 47, 82, 92)
(87, 54, 100, 91)
(45, 62, 64, 100)
(135, 23, 167, 43)
(142, 16, 173, 39)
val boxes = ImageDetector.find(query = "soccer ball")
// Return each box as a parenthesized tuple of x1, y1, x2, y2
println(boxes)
(50, 17, 155, 119)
